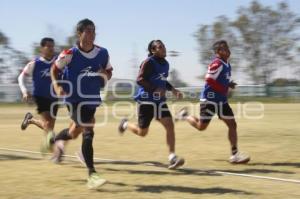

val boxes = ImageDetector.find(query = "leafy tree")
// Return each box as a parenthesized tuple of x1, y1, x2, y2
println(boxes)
(0, 31, 9, 46)
(168, 68, 188, 87)
(195, 1, 300, 84)
(33, 29, 77, 56)
(0, 31, 28, 84)
(233, 1, 300, 84)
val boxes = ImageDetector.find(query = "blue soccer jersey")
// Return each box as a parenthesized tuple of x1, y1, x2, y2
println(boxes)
(200, 58, 231, 103)
(134, 56, 170, 103)
(19, 56, 57, 99)
(54, 45, 112, 107)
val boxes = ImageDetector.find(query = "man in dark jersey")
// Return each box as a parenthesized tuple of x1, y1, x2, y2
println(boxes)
(119, 40, 185, 169)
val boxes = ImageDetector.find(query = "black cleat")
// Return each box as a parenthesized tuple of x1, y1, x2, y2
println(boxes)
(118, 118, 128, 135)
(21, 112, 33, 130)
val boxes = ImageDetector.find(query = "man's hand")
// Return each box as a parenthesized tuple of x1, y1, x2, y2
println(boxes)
(172, 88, 183, 99)
(22, 92, 32, 103)
(154, 87, 166, 98)
(229, 80, 237, 89)
(99, 68, 112, 80)
(53, 85, 66, 97)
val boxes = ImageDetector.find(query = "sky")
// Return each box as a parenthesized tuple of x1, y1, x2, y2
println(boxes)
(1, 0, 300, 85)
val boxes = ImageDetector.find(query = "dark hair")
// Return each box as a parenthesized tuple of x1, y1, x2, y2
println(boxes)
(147, 40, 163, 57)
(212, 40, 228, 53)
(76, 18, 95, 33)
(40, 37, 54, 47)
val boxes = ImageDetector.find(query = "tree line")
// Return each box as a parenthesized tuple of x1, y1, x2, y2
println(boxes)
(0, 1, 299, 86)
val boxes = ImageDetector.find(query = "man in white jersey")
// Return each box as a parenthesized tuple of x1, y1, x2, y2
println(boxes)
(18, 38, 59, 151)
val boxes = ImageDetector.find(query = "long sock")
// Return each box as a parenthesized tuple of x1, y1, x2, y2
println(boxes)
(47, 130, 55, 144)
(231, 146, 238, 155)
(82, 130, 96, 175)
(53, 128, 72, 142)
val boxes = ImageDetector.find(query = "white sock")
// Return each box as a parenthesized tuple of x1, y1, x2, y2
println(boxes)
(168, 153, 176, 161)
(122, 121, 128, 129)
(179, 108, 189, 120)
(56, 140, 65, 150)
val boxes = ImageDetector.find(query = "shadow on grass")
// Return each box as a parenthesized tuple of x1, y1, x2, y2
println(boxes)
(249, 162, 300, 168)
(135, 185, 253, 195)
(95, 181, 253, 195)
(71, 160, 166, 169)
(97, 184, 253, 195)
(0, 154, 40, 161)
(69, 179, 133, 193)
(68, 177, 254, 195)
(69, 179, 128, 187)
(93, 160, 167, 167)
(102, 165, 295, 178)
(103, 167, 221, 177)
(212, 168, 294, 175)
(213, 159, 297, 173)
(97, 181, 253, 195)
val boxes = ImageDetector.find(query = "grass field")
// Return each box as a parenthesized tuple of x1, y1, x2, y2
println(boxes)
(0, 102, 299, 199)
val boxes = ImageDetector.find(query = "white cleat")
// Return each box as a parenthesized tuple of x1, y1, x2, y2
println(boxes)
(229, 152, 250, 164)
(168, 156, 185, 169)
(174, 107, 189, 122)
(87, 173, 107, 189)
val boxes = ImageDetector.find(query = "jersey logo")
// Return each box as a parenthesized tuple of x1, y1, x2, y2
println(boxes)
(80, 66, 99, 77)
(226, 72, 230, 80)
(155, 72, 167, 81)
(40, 68, 51, 77)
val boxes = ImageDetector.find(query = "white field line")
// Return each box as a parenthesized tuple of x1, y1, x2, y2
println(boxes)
(0, 147, 133, 163)
(0, 147, 300, 184)
(215, 171, 300, 184)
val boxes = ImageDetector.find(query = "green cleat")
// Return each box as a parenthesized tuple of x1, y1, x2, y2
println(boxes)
(87, 173, 107, 189)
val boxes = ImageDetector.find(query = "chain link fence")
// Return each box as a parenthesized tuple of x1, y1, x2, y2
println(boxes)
(0, 82, 299, 103)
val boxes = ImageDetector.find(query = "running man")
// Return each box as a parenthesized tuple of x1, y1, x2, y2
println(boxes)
(175, 40, 250, 164)
(18, 37, 58, 149)
(118, 40, 185, 169)
(50, 19, 113, 189)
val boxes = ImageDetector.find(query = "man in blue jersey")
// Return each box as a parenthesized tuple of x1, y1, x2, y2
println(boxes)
(50, 19, 113, 189)
(175, 40, 250, 164)
(118, 40, 185, 169)
(18, 38, 58, 146)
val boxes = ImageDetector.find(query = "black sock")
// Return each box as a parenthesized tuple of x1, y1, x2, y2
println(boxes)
(82, 130, 96, 175)
(231, 146, 238, 155)
(54, 128, 72, 142)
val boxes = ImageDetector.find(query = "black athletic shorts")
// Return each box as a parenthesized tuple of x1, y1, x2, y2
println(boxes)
(138, 102, 172, 129)
(34, 96, 58, 117)
(200, 101, 234, 123)
(66, 103, 96, 126)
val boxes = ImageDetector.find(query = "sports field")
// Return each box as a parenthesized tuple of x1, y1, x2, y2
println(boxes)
(0, 103, 299, 199)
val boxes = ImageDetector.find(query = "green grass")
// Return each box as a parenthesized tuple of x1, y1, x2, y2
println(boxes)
(0, 103, 299, 198)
